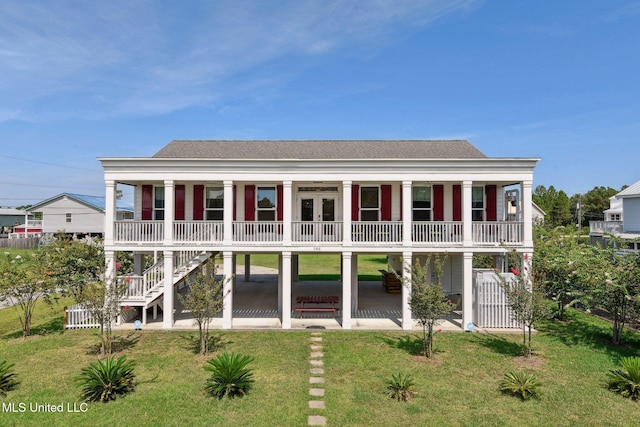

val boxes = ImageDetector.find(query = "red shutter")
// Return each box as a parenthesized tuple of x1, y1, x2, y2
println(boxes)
(433, 185, 444, 221)
(142, 185, 153, 220)
(193, 185, 204, 220)
(381, 185, 392, 221)
(244, 185, 255, 221)
(233, 185, 237, 221)
(452, 185, 462, 221)
(351, 184, 359, 221)
(277, 185, 283, 221)
(486, 185, 497, 221)
(174, 185, 185, 220)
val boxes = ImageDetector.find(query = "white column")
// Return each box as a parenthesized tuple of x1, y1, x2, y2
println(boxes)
(223, 181, 233, 245)
(522, 180, 533, 247)
(222, 251, 234, 329)
(402, 251, 412, 330)
(462, 252, 473, 331)
(162, 250, 174, 329)
(281, 252, 292, 329)
(277, 255, 283, 313)
(463, 181, 473, 246)
(283, 181, 292, 245)
(133, 253, 144, 275)
(105, 250, 117, 325)
(402, 181, 412, 245)
(341, 251, 352, 329)
(163, 180, 174, 246)
(351, 254, 358, 313)
(342, 181, 352, 246)
(104, 181, 116, 246)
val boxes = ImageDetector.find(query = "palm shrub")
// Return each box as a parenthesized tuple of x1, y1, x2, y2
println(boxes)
(204, 352, 255, 399)
(77, 356, 136, 402)
(607, 356, 640, 400)
(385, 372, 415, 402)
(499, 371, 542, 400)
(0, 360, 20, 396)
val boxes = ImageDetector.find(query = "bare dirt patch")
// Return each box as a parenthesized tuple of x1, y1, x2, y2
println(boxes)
(514, 355, 547, 368)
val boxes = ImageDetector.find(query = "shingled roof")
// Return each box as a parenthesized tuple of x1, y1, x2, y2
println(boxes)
(152, 140, 487, 160)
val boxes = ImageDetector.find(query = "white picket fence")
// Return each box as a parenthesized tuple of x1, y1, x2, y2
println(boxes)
(473, 270, 522, 328)
(64, 304, 100, 329)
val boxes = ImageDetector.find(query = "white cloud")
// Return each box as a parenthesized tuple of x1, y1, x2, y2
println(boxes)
(0, 0, 476, 121)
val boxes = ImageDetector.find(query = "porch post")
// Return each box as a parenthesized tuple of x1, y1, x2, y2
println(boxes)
(522, 180, 533, 247)
(162, 250, 174, 329)
(104, 180, 116, 246)
(283, 181, 292, 245)
(222, 251, 234, 329)
(462, 181, 473, 246)
(402, 251, 412, 330)
(163, 180, 174, 246)
(351, 254, 358, 313)
(462, 252, 474, 331)
(342, 251, 352, 329)
(223, 180, 233, 245)
(402, 181, 412, 244)
(281, 252, 292, 329)
(105, 250, 116, 325)
(342, 181, 352, 246)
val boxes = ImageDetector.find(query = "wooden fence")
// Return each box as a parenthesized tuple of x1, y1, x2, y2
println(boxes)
(473, 270, 521, 329)
(64, 304, 100, 329)
(0, 237, 40, 249)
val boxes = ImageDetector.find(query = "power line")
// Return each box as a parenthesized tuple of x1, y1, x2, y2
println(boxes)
(0, 154, 101, 172)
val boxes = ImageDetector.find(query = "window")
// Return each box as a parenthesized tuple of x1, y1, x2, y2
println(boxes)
(412, 186, 431, 221)
(611, 213, 621, 221)
(154, 187, 165, 220)
(257, 187, 276, 221)
(66, 213, 72, 223)
(205, 187, 224, 220)
(472, 186, 484, 221)
(360, 187, 379, 221)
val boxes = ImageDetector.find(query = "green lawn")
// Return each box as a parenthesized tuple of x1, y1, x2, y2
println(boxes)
(2, 298, 640, 426)
(237, 253, 387, 281)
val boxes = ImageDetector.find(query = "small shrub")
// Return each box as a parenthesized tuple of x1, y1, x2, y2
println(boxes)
(205, 352, 255, 399)
(499, 371, 542, 400)
(77, 356, 136, 402)
(607, 356, 640, 400)
(0, 360, 20, 396)
(385, 372, 415, 402)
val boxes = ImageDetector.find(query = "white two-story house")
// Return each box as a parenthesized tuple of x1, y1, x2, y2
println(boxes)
(590, 180, 640, 251)
(99, 140, 538, 331)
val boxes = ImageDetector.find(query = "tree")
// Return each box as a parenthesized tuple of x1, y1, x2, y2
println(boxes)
(399, 255, 454, 358)
(589, 249, 640, 345)
(41, 236, 127, 355)
(533, 185, 572, 227)
(0, 251, 55, 337)
(572, 186, 619, 226)
(499, 254, 551, 357)
(178, 257, 227, 355)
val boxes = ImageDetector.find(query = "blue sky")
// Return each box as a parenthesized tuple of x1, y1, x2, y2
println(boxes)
(1, 0, 639, 207)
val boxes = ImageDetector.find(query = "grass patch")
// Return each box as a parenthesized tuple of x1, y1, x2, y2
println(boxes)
(2, 305, 640, 426)
(237, 253, 387, 281)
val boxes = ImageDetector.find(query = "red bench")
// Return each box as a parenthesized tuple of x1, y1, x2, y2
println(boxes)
(294, 307, 339, 318)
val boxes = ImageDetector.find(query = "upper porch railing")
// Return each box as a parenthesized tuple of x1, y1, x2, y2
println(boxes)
(112, 220, 524, 246)
(589, 220, 623, 235)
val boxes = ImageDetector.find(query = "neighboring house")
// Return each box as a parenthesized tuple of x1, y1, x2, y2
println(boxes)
(504, 189, 545, 224)
(24, 193, 134, 237)
(99, 140, 539, 331)
(0, 208, 28, 235)
(590, 180, 640, 251)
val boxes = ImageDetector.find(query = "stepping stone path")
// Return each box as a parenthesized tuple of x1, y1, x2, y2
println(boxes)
(308, 332, 326, 426)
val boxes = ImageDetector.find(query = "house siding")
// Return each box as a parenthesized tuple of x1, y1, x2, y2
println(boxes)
(623, 198, 640, 232)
